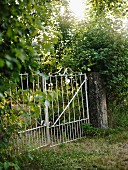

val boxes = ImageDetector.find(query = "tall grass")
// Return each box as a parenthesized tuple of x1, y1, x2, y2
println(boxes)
(108, 100, 128, 129)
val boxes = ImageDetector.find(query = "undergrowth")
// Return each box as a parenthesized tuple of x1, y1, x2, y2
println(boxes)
(82, 123, 122, 138)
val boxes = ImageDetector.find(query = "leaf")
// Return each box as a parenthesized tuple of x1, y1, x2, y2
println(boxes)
(4, 162, 11, 170)
(6, 60, 13, 69)
(28, 152, 33, 160)
(34, 106, 40, 118)
(0, 59, 4, 67)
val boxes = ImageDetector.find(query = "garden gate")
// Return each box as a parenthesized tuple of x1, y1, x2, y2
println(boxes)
(10, 68, 89, 152)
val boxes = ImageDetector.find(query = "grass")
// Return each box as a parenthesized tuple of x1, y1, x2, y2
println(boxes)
(17, 130, 128, 170)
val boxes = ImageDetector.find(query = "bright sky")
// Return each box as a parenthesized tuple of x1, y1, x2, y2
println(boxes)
(69, 0, 86, 20)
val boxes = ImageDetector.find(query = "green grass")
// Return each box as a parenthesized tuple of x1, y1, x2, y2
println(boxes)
(17, 131, 128, 170)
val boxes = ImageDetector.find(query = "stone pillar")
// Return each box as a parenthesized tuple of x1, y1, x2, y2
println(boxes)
(88, 72, 108, 129)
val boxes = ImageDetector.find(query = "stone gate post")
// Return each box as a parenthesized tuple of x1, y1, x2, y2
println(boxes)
(88, 72, 108, 128)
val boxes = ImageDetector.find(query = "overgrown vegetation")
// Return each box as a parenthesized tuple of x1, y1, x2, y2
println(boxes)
(0, 0, 59, 169)
(108, 101, 128, 129)
(0, 0, 128, 169)
(82, 124, 121, 137)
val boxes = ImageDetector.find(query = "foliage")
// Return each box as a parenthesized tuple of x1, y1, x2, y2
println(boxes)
(108, 100, 128, 129)
(82, 123, 122, 137)
(0, 0, 59, 93)
(0, 96, 23, 170)
(57, 16, 128, 101)
(89, 0, 128, 16)
(0, 0, 60, 169)
(0, 70, 56, 169)
(41, 0, 128, 102)
(39, 0, 75, 73)
(0, 0, 128, 168)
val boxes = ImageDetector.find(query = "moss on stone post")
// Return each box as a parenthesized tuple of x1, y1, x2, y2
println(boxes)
(88, 72, 108, 128)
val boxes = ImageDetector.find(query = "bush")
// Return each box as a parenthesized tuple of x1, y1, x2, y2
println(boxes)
(82, 123, 120, 137)
(108, 100, 128, 129)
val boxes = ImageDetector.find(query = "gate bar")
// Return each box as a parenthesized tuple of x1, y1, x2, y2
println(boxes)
(52, 74, 87, 127)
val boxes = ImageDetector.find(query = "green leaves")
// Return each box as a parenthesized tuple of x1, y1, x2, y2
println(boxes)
(90, 0, 128, 16)
(0, 59, 4, 67)
(0, 0, 61, 92)
(0, 1, 61, 168)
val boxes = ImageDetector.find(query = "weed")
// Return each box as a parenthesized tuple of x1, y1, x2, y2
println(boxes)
(82, 123, 119, 138)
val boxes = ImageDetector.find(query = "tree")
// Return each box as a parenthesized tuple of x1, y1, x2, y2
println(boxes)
(0, 0, 59, 93)
(53, 0, 128, 101)
(89, 0, 128, 16)
(39, 0, 75, 73)
(0, 0, 60, 168)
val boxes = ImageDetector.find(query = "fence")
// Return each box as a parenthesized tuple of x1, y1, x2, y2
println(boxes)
(9, 68, 89, 152)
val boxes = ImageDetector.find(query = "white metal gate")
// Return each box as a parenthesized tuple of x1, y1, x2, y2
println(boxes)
(10, 68, 89, 152)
